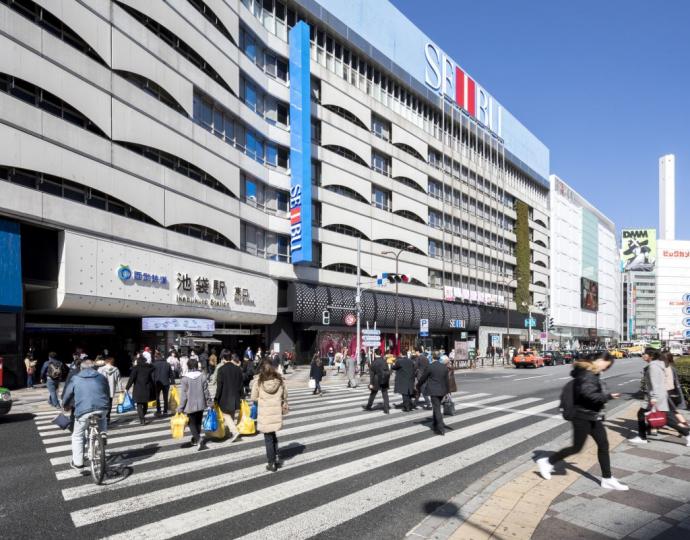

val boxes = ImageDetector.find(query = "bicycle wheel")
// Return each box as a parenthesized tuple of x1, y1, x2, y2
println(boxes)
(90, 433, 106, 485)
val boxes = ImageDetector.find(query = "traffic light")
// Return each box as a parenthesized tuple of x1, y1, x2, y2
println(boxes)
(322, 310, 330, 325)
(548, 317, 555, 330)
(376, 273, 409, 285)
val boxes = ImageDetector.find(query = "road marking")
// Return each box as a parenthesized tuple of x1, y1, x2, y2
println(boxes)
(99, 400, 560, 537)
(513, 374, 551, 381)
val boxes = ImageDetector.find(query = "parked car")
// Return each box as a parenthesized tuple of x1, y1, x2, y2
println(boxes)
(543, 350, 565, 366)
(513, 351, 545, 368)
(0, 387, 12, 416)
(561, 351, 575, 364)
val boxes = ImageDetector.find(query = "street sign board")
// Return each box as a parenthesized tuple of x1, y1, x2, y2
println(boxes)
(419, 318, 429, 337)
(449, 319, 465, 329)
(490, 334, 500, 346)
(362, 328, 381, 336)
(524, 317, 536, 328)
(539, 332, 547, 340)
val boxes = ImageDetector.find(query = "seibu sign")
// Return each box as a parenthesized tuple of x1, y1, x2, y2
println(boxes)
(424, 42, 502, 136)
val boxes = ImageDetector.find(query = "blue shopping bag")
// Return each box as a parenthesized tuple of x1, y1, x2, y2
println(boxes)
(250, 402, 258, 421)
(202, 407, 218, 432)
(117, 392, 134, 414)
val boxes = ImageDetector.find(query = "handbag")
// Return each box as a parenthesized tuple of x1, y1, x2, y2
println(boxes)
(52, 413, 71, 430)
(646, 407, 667, 429)
(308, 378, 316, 389)
(202, 407, 218, 432)
(207, 404, 226, 439)
(117, 392, 135, 414)
(237, 400, 256, 435)
(168, 386, 179, 413)
(442, 395, 455, 416)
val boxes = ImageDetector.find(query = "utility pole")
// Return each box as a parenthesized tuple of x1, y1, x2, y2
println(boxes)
(356, 237, 361, 365)
(381, 247, 407, 354)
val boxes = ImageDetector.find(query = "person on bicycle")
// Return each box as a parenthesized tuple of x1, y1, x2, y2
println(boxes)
(62, 359, 110, 470)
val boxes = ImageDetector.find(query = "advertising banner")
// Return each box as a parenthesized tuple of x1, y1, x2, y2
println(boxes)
(620, 229, 656, 272)
(581, 277, 599, 311)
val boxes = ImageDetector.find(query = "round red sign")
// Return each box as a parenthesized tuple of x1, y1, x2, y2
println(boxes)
(344, 313, 356, 326)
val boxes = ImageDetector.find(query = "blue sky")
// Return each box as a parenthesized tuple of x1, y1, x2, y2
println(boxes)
(390, 0, 690, 241)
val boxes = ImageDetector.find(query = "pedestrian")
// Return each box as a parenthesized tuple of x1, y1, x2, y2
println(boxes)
(444, 355, 458, 394)
(242, 355, 255, 396)
(24, 351, 37, 389)
(98, 356, 122, 424)
(417, 352, 450, 435)
(359, 348, 367, 375)
(166, 349, 180, 379)
(345, 350, 358, 388)
(413, 351, 431, 409)
(392, 351, 416, 411)
(142, 346, 152, 364)
(208, 348, 218, 376)
(198, 348, 209, 374)
(215, 353, 244, 443)
(210, 349, 230, 386)
(61, 359, 110, 470)
(363, 350, 390, 414)
(538, 353, 628, 490)
(40, 352, 64, 408)
(178, 357, 213, 450)
(179, 351, 190, 377)
(244, 346, 253, 363)
(662, 353, 690, 430)
(326, 347, 335, 368)
(630, 349, 690, 445)
(153, 351, 175, 416)
(310, 353, 324, 395)
(126, 354, 155, 425)
(334, 348, 343, 375)
(251, 360, 289, 472)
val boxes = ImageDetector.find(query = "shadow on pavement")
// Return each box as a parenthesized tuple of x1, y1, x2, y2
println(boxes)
(420, 500, 506, 539)
(0, 412, 35, 424)
(278, 442, 306, 461)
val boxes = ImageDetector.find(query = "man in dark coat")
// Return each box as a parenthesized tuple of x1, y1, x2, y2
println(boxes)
(126, 356, 156, 425)
(417, 355, 450, 435)
(392, 353, 416, 411)
(363, 351, 390, 414)
(413, 351, 431, 409)
(153, 352, 175, 416)
(215, 353, 244, 442)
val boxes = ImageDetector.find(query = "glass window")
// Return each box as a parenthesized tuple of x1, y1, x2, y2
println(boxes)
(372, 186, 390, 211)
(371, 151, 389, 175)
(371, 114, 390, 141)
(244, 81, 257, 111)
(244, 177, 258, 205)
(266, 144, 277, 166)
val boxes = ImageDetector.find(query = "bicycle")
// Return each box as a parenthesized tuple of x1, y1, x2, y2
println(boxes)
(84, 412, 107, 485)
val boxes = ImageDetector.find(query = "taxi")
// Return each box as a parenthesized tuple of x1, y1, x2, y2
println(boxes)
(0, 387, 12, 415)
(513, 350, 545, 369)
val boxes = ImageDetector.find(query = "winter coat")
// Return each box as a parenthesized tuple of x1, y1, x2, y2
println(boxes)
(669, 365, 687, 409)
(417, 361, 449, 398)
(644, 359, 670, 412)
(126, 363, 156, 403)
(369, 356, 390, 390)
(447, 364, 458, 393)
(345, 356, 357, 378)
(62, 368, 110, 418)
(179, 371, 212, 414)
(392, 356, 416, 395)
(571, 362, 612, 420)
(415, 355, 430, 392)
(310, 360, 324, 382)
(251, 377, 288, 433)
(215, 362, 244, 414)
(152, 359, 175, 386)
(242, 360, 255, 386)
(98, 364, 122, 398)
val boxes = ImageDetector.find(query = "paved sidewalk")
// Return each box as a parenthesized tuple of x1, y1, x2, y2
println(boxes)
(408, 403, 690, 540)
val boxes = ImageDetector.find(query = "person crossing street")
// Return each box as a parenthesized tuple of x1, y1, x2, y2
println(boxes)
(363, 350, 390, 414)
(417, 353, 450, 435)
(215, 353, 244, 443)
(392, 351, 416, 411)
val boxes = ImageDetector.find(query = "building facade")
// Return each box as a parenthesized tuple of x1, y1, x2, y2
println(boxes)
(0, 0, 551, 386)
(549, 175, 620, 346)
(655, 239, 690, 342)
(620, 228, 658, 340)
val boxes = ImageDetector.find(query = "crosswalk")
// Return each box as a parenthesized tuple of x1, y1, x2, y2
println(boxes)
(31, 381, 564, 539)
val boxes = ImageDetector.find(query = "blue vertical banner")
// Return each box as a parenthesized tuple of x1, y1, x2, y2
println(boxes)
(288, 21, 312, 264)
(0, 219, 22, 311)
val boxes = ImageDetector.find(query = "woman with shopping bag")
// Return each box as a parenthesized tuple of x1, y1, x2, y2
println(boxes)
(250, 361, 289, 472)
(178, 358, 213, 450)
(126, 354, 156, 425)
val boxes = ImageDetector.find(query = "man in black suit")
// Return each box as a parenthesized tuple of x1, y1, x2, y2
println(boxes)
(392, 352, 416, 412)
(417, 353, 450, 435)
(413, 351, 431, 409)
(363, 350, 390, 414)
(215, 352, 244, 442)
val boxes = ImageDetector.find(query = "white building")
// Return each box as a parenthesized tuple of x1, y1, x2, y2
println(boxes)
(0, 0, 551, 386)
(656, 239, 690, 341)
(549, 175, 620, 345)
(659, 154, 675, 241)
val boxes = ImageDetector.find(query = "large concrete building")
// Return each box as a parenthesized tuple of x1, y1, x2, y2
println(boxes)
(0, 0, 551, 386)
(659, 154, 675, 241)
(549, 175, 620, 346)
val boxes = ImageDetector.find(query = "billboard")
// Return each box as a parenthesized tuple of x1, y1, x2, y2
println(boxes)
(621, 229, 656, 272)
(581, 277, 599, 311)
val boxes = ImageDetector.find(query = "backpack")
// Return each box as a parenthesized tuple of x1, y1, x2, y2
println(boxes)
(559, 379, 575, 420)
(47, 361, 62, 380)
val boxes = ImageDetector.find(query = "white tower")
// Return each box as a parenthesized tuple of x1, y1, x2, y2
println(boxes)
(659, 154, 675, 240)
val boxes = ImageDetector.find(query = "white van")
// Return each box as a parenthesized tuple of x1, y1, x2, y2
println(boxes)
(669, 341, 683, 357)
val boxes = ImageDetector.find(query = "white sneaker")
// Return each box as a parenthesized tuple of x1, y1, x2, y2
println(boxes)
(601, 477, 629, 491)
(685, 435, 690, 447)
(536, 457, 553, 480)
(629, 436, 648, 444)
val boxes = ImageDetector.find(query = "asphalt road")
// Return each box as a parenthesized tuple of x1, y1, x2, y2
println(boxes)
(0, 358, 646, 539)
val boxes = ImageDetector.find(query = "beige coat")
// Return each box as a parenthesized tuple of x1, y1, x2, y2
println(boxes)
(251, 377, 288, 433)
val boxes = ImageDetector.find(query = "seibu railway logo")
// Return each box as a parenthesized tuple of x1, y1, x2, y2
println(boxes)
(424, 42, 502, 136)
(289, 184, 303, 252)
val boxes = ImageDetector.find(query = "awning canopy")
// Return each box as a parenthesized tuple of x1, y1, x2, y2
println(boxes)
(289, 283, 480, 332)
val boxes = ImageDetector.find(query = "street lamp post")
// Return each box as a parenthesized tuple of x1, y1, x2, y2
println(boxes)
(595, 300, 608, 348)
(502, 277, 517, 362)
(381, 247, 408, 355)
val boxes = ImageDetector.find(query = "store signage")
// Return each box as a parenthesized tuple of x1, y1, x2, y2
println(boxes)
(620, 229, 656, 272)
(362, 328, 381, 336)
(142, 317, 215, 331)
(213, 329, 253, 335)
(175, 272, 253, 310)
(683, 306, 690, 315)
(524, 317, 536, 328)
(118, 265, 168, 286)
(288, 21, 312, 264)
(685, 329, 690, 339)
(424, 42, 502, 136)
(420, 318, 429, 337)
(662, 250, 690, 258)
(683, 318, 690, 327)
(449, 319, 465, 329)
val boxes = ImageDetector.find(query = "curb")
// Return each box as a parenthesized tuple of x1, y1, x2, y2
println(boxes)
(406, 399, 638, 540)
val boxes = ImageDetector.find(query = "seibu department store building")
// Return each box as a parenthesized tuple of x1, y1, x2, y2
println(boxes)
(0, 0, 549, 387)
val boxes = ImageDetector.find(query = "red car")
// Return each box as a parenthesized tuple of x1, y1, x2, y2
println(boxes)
(513, 351, 545, 368)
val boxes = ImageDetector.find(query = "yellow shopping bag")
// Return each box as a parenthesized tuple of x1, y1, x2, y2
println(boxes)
(237, 400, 256, 435)
(169, 386, 179, 413)
(117, 392, 125, 405)
(148, 400, 157, 408)
(170, 412, 188, 439)
(207, 404, 226, 439)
